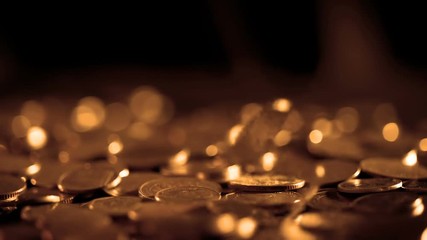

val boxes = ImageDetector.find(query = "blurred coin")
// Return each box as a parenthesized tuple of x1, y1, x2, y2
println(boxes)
(30, 160, 80, 189)
(307, 136, 365, 160)
(308, 189, 352, 211)
(206, 200, 254, 218)
(315, 160, 361, 185)
(21, 203, 78, 222)
(225, 192, 304, 209)
(104, 172, 162, 196)
(87, 196, 143, 217)
(229, 174, 305, 192)
(119, 148, 175, 170)
(128, 202, 204, 221)
(58, 167, 121, 194)
(138, 177, 221, 199)
(0, 223, 41, 240)
(161, 160, 229, 181)
(18, 187, 74, 205)
(338, 178, 402, 193)
(352, 192, 421, 215)
(0, 174, 27, 202)
(0, 153, 40, 176)
(402, 180, 427, 192)
(361, 157, 427, 179)
(155, 186, 221, 203)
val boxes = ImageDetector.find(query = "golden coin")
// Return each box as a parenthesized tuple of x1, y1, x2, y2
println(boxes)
(361, 157, 427, 179)
(21, 203, 78, 222)
(316, 160, 361, 185)
(338, 178, 402, 193)
(0, 153, 40, 176)
(138, 177, 221, 199)
(30, 160, 80, 189)
(402, 180, 427, 192)
(155, 186, 221, 203)
(87, 196, 143, 217)
(18, 187, 74, 205)
(225, 191, 303, 208)
(128, 202, 204, 221)
(0, 174, 27, 202)
(308, 189, 352, 211)
(104, 172, 162, 196)
(352, 192, 421, 214)
(228, 174, 305, 191)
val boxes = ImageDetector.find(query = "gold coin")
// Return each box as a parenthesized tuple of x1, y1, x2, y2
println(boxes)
(30, 160, 80, 189)
(402, 180, 427, 192)
(225, 191, 303, 208)
(87, 196, 143, 217)
(338, 178, 402, 193)
(352, 192, 421, 214)
(104, 172, 162, 196)
(18, 187, 74, 205)
(21, 203, 77, 222)
(0, 153, 40, 176)
(138, 177, 222, 199)
(316, 160, 361, 185)
(308, 189, 352, 211)
(228, 174, 305, 191)
(361, 157, 427, 179)
(155, 186, 221, 203)
(128, 202, 204, 221)
(0, 174, 27, 202)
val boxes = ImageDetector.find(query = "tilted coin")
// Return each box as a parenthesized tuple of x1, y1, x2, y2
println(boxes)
(315, 160, 361, 185)
(308, 189, 352, 211)
(0, 174, 27, 202)
(30, 160, 81, 189)
(402, 180, 427, 192)
(155, 186, 221, 203)
(228, 174, 305, 192)
(138, 177, 222, 199)
(87, 196, 143, 217)
(338, 178, 402, 193)
(21, 203, 79, 222)
(0, 153, 40, 176)
(58, 167, 121, 194)
(128, 202, 205, 221)
(225, 191, 304, 208)
(18, 187, 74, 205)
(352, 192, 422, 214)
(104, 172, 162, 196)
(361, 157, 427, 179)
(161, 160, 232, 182)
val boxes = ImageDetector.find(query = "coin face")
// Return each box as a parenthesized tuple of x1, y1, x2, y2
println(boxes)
(0, 174, 27, 202)
(228, 175, 305, 191)
(316, 160, 361, 186)
(361, 157, 427, 179)
(128, 202, 204, 221)
(104, 172, 162, 196)
(308, 189, 352, 211)
(88, 196, 143, 217)
(338, 178, 402, 193)
(402, 180, 427, 192)
(138, 177, 222, 199)
(352, 192, 421, 214)
(225, 191, 304, 208)
(0, 153, 40, 176)
(155, 186, 221, 203)
(58, 167, 121, 194)
(30, 161, 80, 189)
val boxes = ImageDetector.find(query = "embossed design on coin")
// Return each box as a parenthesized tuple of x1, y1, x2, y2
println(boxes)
(88, 196, 143, 217)
(338, 178, 402, 193)
(229, 174, 305, 191)
(0, 174, 27, 202)
(155, 186, 221, 203)
(361, 157, 427, 179)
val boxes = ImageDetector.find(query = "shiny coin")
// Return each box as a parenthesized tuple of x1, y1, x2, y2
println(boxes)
(308, 189, 352, 211)
(0, 153, 40, 176)
(315, 160, 361, 185)
(18, 187, 74, 205)
(402, 180, 427, 192)
(30, 160, 80, 189)
(295, 211, 365, 233)
(104, 172, 162, 196)
(361, 157, 427, 179)
(155, 186, 221, 203)
(229, 174, 305, 192)
(338, 178, 402, 193)
(128, 202, 204, 221)
(225, 191, 304, 208)
(87, 196, 143, 217)
(58, 167, 121, 194)
(0, 174, 27, 202)
(161, 160, 232, 182)
(138, 177, 222, 199)
(352, 192, 422, 214)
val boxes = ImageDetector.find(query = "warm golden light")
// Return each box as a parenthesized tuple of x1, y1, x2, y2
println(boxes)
(71, 97, 106, 132)
(419, 138, 427, 152)
(274, 130, 292, 147)
(108, 139, 124, 155)
(58, 151, 70, 163)
(421, 227, 427, 240)
(21, 100, 46, 126)
(127, 122, 153, 140)
(12, 115, 31, 138)
(241, 103, 263, 124)
(26, 126, 48, 150)
(315, 164, 326, 178)
(129, 86, 165, 124)
(402, 150, 417, 167)
(119, 169, 130, 178)
(205, 144, 219, 157)
(169, 149, 190, 167)
(215, 213, 237, 234)
(236, 217, 257, 239)
(272, 98, 292, 113)
(309, 130, 323, 144)
(312, 118, 332, 136)
(382, 122, 399, 142)
(228, 124, 244, 145)
(412, 198, 424, 217)
(225, 164, 242, 181)
(261, 152, 277, 171)
(335, 107, 359, 133)
(105, 103, 131, 132)
(283, 110, 304, 133)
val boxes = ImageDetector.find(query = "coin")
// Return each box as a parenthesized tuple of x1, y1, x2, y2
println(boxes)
(352, 192, 422, 214)
(21, 203, 78, 222)
(402, 180, 427, 192)
(0, 174, 27, 202)
(155, 186, 221, 203)
(30, 160, 80, 189)
(120, 148, 176, 170)
(128, 202, 204, 221)
(308, 189, 352, 211)
(361, 157, 427, 179)
(161, 160, 232, 182)
(225, 191, 304, 208)
(228, 174, 305, 192)
(315, 160, 361, 185)
(338, 178, 402, 193)
(138, 177, 222, 199)
(104, 172, 162, 196)
(17, 187, 74, 205)
(58, 167, 121, 194)
(0, 153, 41, 176)
(87, 196, 143, 217)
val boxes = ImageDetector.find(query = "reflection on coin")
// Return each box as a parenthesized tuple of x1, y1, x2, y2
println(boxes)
(338, 178, 402, 193)
(316, 160, 361, 185)
(88, 196, 143, 217)
(104, 172, 162, 196)
(138, 177, 222, 199)
(361, 157, 427, 179)
(308, 189, 352, 211)
(402, 180, 427, 192)
(161, 160, 231, 182)
(30, 161, 80, 189)
(128, 202, 204, 221)
(0, 153, 40, 176)
(58, 167, 121, 194)
(225, 192, 304, 208)
(295, 211, 365, 233)
(18, 187, 74, 205)
(155, 186, 221, 203)
(0, 174, 27, 202)
(352, 192, 421, 214)
(229, 175, 305, 192)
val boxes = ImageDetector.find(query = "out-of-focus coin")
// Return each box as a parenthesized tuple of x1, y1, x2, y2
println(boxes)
(155, 186, 221, 203)
(206, 200, 254, 218)
(161, 160, 233, 182)
(307, 136, 365, 160)
(30, 160, 80, 189)
(338, 178, 402, 193)
(128, 202, 204, 221)
(229, 174, 305, 192)
(0, 174, 27, 202)
(18, 187, 74, 205)
(315, 160, 361, 185)
(361, 157, 427, 179)
(57, 167, 121, 194)
(352, 192, 422, 214)
(225, 192, 304, 209)
(120, 148, 176, 170)
(402, 180, 427, 192)
(104, 172, 162, 196)
(87, 196, 143, 217)
(21, 203, 78, 222)
(138, 177, 222, 199)
(308, 189, 352, 211)
(0, 153, 40, 176)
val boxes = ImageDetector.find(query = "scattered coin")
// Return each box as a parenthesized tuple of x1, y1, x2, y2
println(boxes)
(30, 160, 80, 189)
(104, 172, 162, 196)
(308, 188, 352, 211)
(0, 174, 27, 202)
(87, 196, 143, 217)
(0, 153, 41, 176)
(361, 157, 427, 179)
(352, 192, 422, 214)
(155, 186, 221, 203)
(338, 178, 402, 193)
(128, 202, 205, 221)
(315, 160, 361, 185)
(17, 187, 74, 205)
(228, 174, 305, 192)
(402, 180, 427, 192)
(225, 191, 304, 209)
(21, 203, 79, 222)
